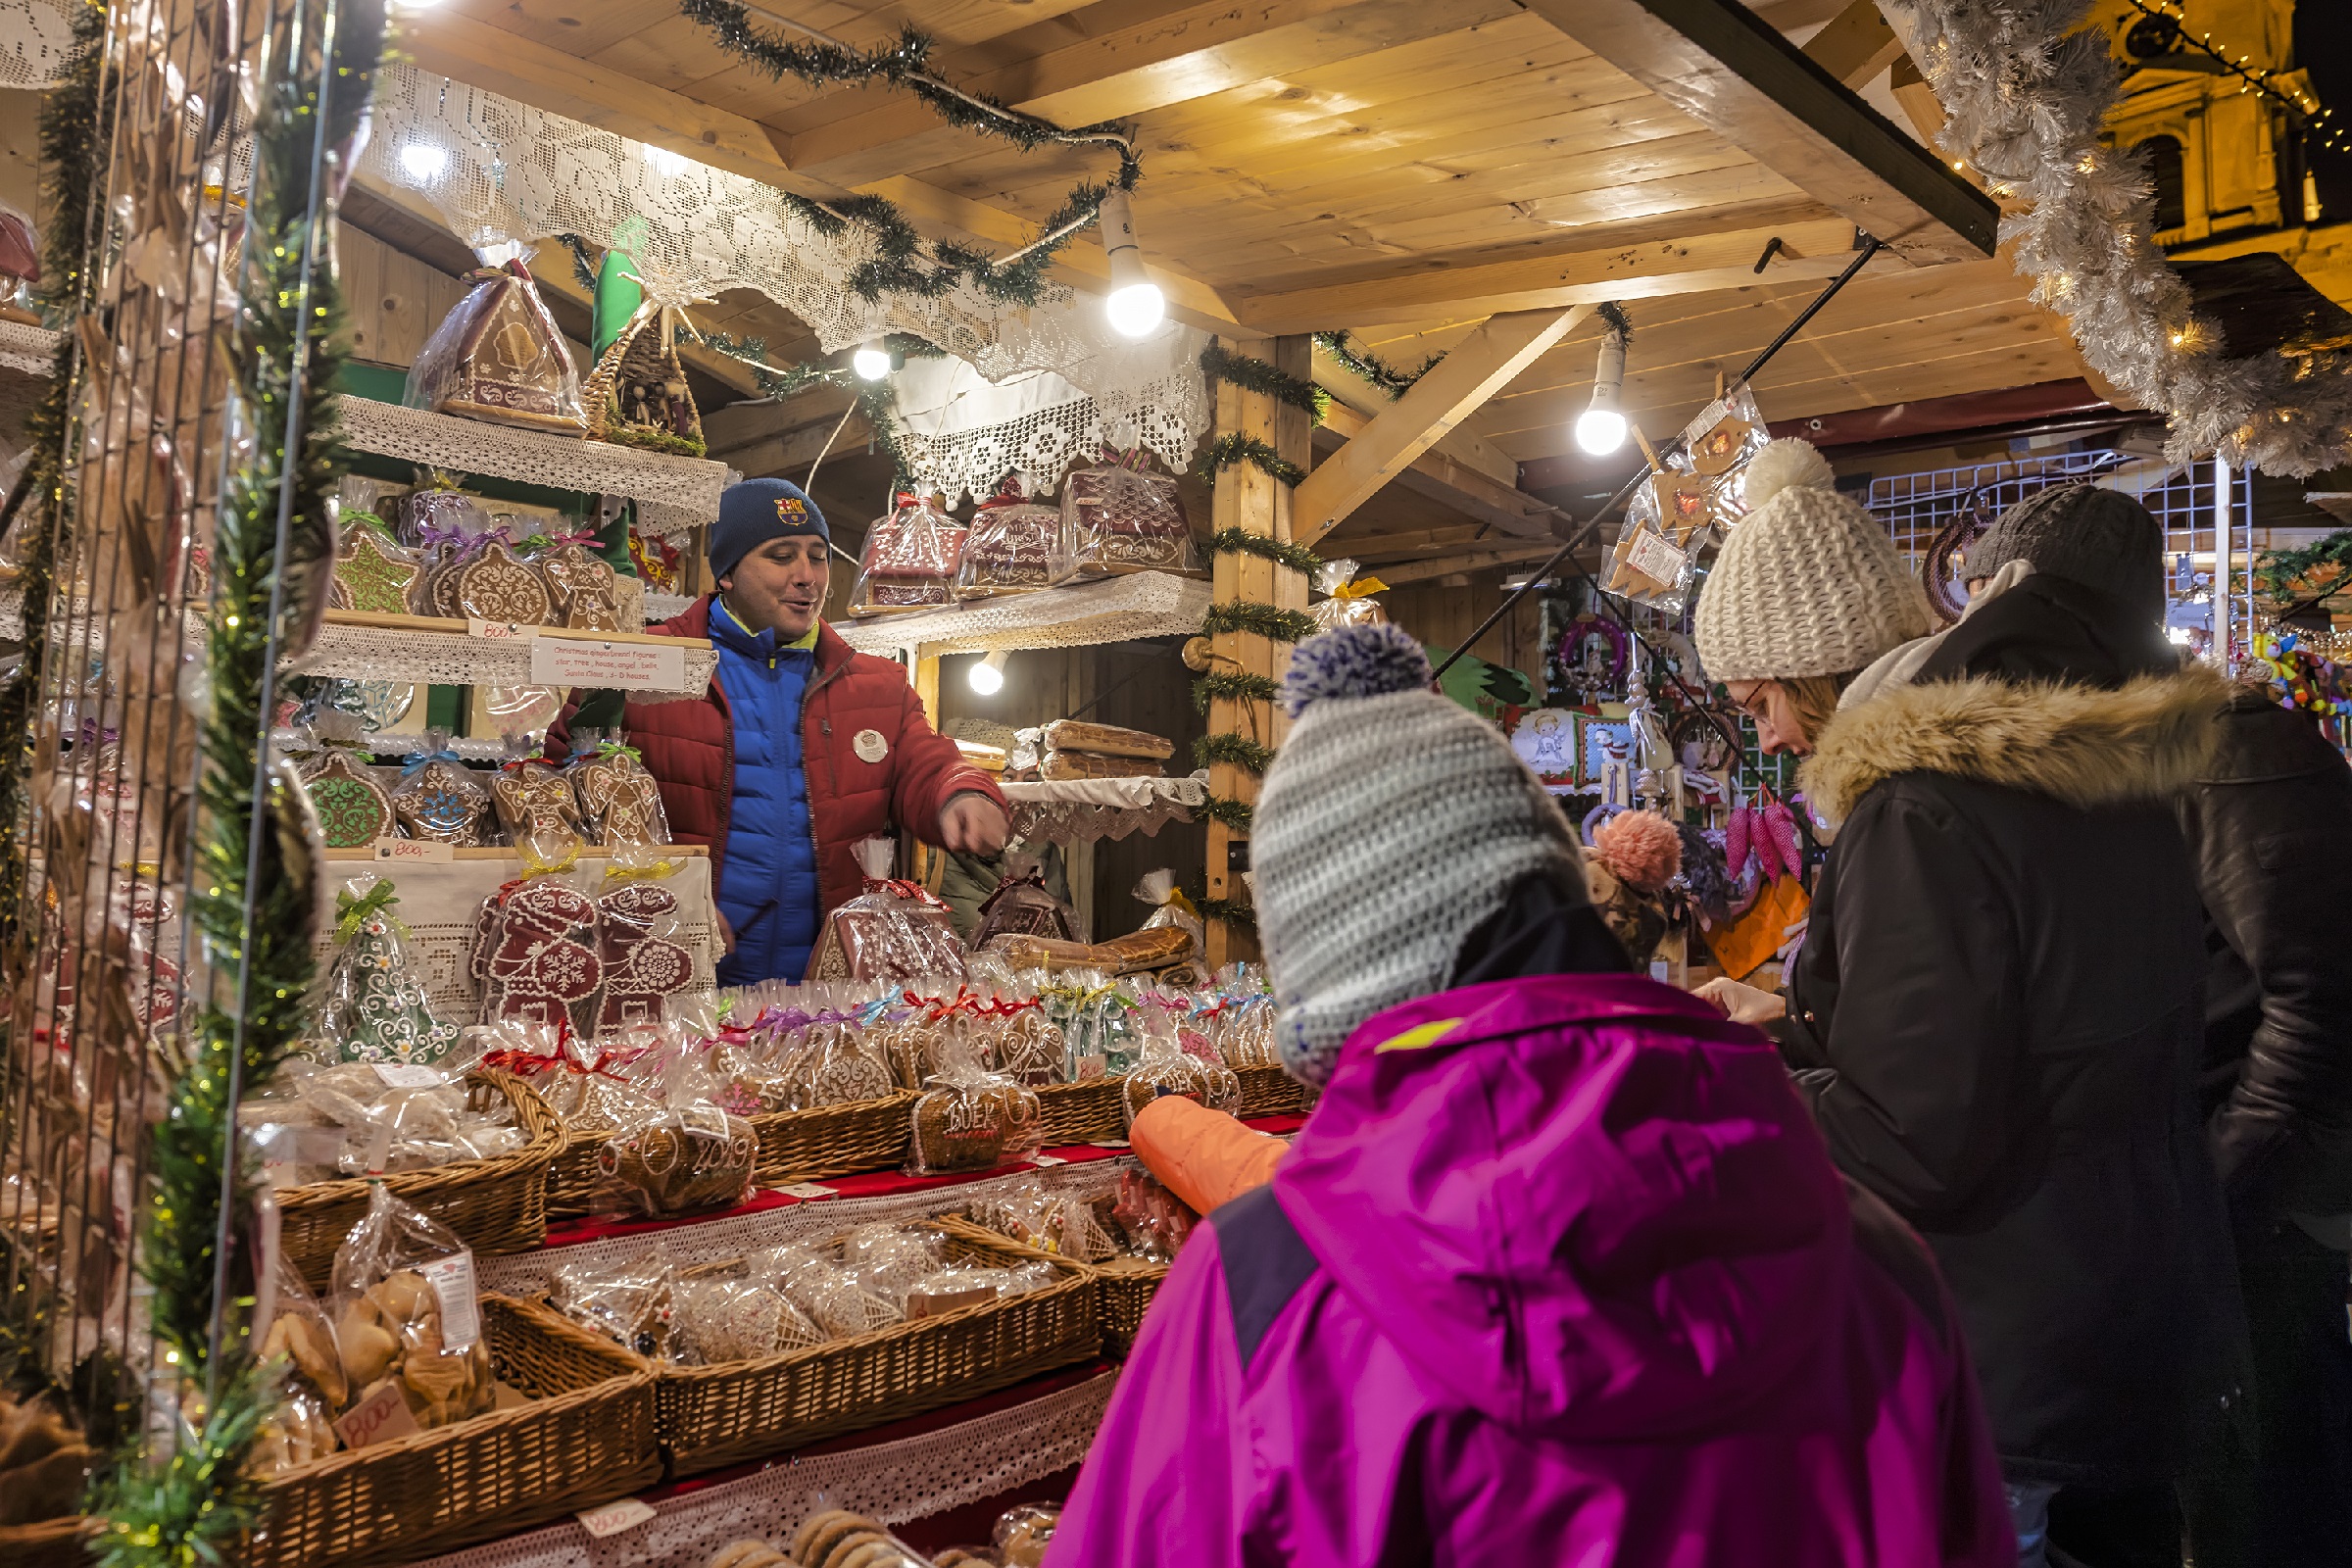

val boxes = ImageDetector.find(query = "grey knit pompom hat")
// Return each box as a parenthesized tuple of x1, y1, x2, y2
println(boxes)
(1253, 624, 1588, 1087)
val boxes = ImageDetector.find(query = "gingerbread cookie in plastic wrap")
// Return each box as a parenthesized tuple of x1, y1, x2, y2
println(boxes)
(808, 838, 969, 983)
(296, 712, 394, 849)
(598, 1102, 756, 1216)
(956, 473, 1072, 598)
(390, 731, 494, 845)
(1062, 447, 1196, 576)
(849, 493, 967, 616)
(488, 744, 587, 848)
(971, 854, 1077, 948)
(404, 238, 587, 435)
(596, 870, 694, 1031)
(906, 1049, 1042, 1176)
(470, 855, 606, 1035)
(564, 734, 671, 848)
(1309, 557, 1391, 631)
(328, 1187, 495, 1439)
(316, 874, 463, 1067)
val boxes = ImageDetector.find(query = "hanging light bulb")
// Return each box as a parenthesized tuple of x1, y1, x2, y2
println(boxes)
(968, 649, 1010, 696)
(1098, 188, 1165, 339)
(852, 339, 891, 381)
(1574, 318, 1629, 457)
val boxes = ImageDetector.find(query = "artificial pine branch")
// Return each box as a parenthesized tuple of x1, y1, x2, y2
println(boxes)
(551, 231, 601, 293)
(1192, 670, 1282, 712)
(1195, 434, 1305, 488)
(1201, 601, 1318, 644)
(1595, 299, 1634, 347)
(1196, 792, 1254, 832)
(1205, 527, 1320, 577)
(1195, 894, 1257, 930)
(1195, 732, 1277, 774)
(1200, 345, 1328, 420)
(1312, 330, 1444, 399)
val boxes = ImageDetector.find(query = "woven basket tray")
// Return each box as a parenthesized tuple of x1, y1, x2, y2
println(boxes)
(0, 1517, 97, 1568)
(953, 1220, 1171, 1360)
(250, 1294, 661, 1568)
(545, 1091, 920, 1217)
(276, 1072, 562, 1290)
(655, 1217, 1100, 1477)
(1035, 1078, 1124, 1147)
(1235, 1063, 1313, 1119)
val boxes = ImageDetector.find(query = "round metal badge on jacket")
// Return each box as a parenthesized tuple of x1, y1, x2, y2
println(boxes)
(853, 728, 889, 763)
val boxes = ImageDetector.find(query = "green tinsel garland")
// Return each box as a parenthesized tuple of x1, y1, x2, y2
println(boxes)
(1204, 527, 1320, 577)
(1195, 895, 1257, 930)
(1195, 434, 1305, 489)
(683, 0, 1137, 309)
(100, 5, 384, 1562)
(1196, 792, 1253, 833)
(1192, 669, 1281, 712)
(551, 231, 600, 293)
(1313, 330, 1444, 399)
(1200, 345, 1328, 420)
(1595, 299, 1634, 347)
(1196, 732, 1277, 774)
(1201, 601, 1318, 644)
(2256, 527, 2352, 608)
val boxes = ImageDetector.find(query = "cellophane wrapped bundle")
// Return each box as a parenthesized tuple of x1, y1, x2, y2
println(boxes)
(597, 1100, 758, 1216)
(972, 855, 1077, 948)
(956, 473, 1071, 598)
(329, 1186, 497, 1439)
(1120, 1013, 1241, 1129)
(314, 875, 465, 1068)
(403, 239, 587, 435)
(966, 1176, 1119, 1263)
(808, 839, 969, 983)
(906, 1046, 1043, 1176)
(565, 734, 673, 848)
(849, 493, 967, 616)
(255, 1253, 348, 1472)
(246, 1059, 523, 1179)
(1309, 557, 1390, 631)
(1062, 448, 1196, 576)
(550, 1247, 675, 1360)
(469, 858, 607, 1035)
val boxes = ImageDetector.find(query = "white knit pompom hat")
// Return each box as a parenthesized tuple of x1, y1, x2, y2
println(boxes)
(1692, 438, 1935, 682)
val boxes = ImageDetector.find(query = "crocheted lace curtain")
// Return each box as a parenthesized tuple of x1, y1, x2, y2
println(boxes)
(0, 0, 73, 89)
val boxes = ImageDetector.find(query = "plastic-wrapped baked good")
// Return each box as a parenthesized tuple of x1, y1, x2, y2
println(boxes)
(971, 855, 1077, 948)
(549, 1248, 675, 1360)
(1309, 557, 1390, 631)
(598, 1102, 757, 1215)
(1132, 869, 1205, 957)
(1039, 750, 1163, 781)
(674, 1277, 821, 1363)
(808, 838, 968, 983)
(597, 875, 695, 1031)
(489, 754, 586, 847)
(1121, 1016, 1241, 1129)
(1109, 1168, 1197, 1263)
(316, 874, 463, 1067)
(1092, 925, 1195, 975)
(473, 869, 606, 1035)
(994, 1003, 1066, 1086)
(333, 518, 427, 616)
(328, 1186, 495, 1440)
(255, 1254, 349, 1472)
(566, 736, 671, 848)
(906, 1054, 1042, 1176)
(403, 472, 495, 554)
(968, 1178, 1117, 1262)
(534, 539, 621, 631)
(404, 241, 587, 435)
(454, 539, 556, 626)
(840, 1223, 946, 1306)
(390, 731, 495, 845)
(995, 1503, 1062, 1568)
(1040, 719, 1172, 760)
(956, 474, 1070, 598)
(1062, 449, 1194, 576)
(848, 493, 967, 617)
(755, 1244, 902, 1339)
(298, 723, 395, 849)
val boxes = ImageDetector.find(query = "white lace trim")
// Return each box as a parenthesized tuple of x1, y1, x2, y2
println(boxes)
(0, 0, 74, 89)
(0, 318, 57, 374)
(274, 728, 511, 761)
(833, 571, 1209, 658)
(406, 1371, 1117, 1568)
(287, 620, 716, 701)
(477, 1157, 1135, 1298)
(336, 396, 731, 535)
(1002, 777, 1205, 848)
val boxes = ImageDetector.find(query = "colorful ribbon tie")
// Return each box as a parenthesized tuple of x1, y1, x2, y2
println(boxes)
(333, 880, 409, 943)
(1330, 575, 1389, 600)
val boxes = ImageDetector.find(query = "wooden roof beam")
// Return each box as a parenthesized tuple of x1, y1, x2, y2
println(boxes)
(1234, 218, 1879, 333)
(1519, 0, 1995, 263)
(1374, 544, 1577, 585)
(1295, 307, 1589, 542)
(1313, 403, 1565, 540)
(1801, 0, 1905, 88)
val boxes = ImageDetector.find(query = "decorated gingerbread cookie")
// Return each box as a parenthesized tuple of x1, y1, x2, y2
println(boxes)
(570, 743, 670, 847)
(301, 750, 394, 848)
(536, 541, 621, 632)
(334, 526, 425, 615)
(482, 879, 606, 1035)
(390, 756, 494, 845)
(454, 540, 553, 626)
(596, 882, 693, 1031)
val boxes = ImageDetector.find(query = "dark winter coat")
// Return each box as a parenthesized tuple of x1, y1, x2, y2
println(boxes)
(2176, 689, 2352, 1220)
(1779, 584, 2247, 1488)
(547, 597, 1004, 975)
(702, 599, 821, 985)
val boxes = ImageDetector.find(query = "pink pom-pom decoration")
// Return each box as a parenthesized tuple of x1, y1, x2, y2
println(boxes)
(1724, 803, 1752, 882)
(1591, 808, 1683, 895)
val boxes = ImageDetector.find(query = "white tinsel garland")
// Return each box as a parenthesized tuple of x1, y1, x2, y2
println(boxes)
(1883, 0, 2352, 476)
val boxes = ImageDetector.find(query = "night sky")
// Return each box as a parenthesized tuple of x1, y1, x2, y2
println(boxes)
(2299, 0, 2352, 219)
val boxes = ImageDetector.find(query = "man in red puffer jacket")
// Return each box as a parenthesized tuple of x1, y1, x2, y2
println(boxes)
(547, 478, 1005, 982)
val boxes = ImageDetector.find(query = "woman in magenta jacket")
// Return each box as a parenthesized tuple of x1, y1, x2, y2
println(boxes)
(1052, 626, 2014, 1568)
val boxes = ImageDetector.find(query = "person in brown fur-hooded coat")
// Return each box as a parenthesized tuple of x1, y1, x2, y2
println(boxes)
(1690, 440, 2247, 1568)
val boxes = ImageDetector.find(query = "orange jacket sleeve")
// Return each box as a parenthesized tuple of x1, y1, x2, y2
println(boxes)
(1131, 1097, 1287, 1216)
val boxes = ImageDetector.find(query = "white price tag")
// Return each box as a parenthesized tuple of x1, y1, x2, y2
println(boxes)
(530, 637, 687, 691)
(371, 1062, 445, 1089)
(333, 1378, 419, 1449)
(372, 837, 455, 864)
(1088, 1138, 1132, 1150)
(1626, 528, 1687, 588)
(418, 1250, 480, 1352)
(1679, 396, 1731, 450)
(777, 1182, 836, 1200)
(1030, 1154, 1069, 1168)
(466, 618, 540, 640)
(575, 1498, 657, 1539)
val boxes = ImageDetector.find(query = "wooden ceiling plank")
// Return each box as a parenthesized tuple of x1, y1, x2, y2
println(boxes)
(1312, 410, 1554, 537)
(1296, 306, 1589, 541)
(1374, 544, 1567, 584)
(1234, 217, 1870, 332)
(1800, 0, 1905, 88)
(1519, 0, 1995, 262)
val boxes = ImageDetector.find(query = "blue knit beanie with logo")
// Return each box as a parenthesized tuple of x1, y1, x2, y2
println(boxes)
(710, 478, 829, 581)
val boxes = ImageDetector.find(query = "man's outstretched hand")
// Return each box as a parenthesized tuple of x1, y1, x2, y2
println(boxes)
(939, 793, 1010, 857)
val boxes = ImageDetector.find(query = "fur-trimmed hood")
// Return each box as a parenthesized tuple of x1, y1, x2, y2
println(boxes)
(1799, 663, 2231, 825)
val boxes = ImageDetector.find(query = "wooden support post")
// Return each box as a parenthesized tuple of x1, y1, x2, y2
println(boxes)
(909, 652, 941, 885)
(1203, 333, 1312, 965)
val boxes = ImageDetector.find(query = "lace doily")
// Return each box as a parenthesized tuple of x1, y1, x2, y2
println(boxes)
(642, 590, 695, 622)
(311, 852, 717, 1023)
(1003, 776, 1204, 847)
(406, 1372, 1117, 1568)
(0, 318, 57, 375)
(275, 729, 512, 760)
(0, 0, 74, 89)
(834, 571, 1209, 658)
(337, 396, 730, 536)
(287, 620, 716, 701)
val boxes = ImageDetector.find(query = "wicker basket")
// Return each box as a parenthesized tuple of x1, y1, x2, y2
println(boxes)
(1035, 1078, 1124, 1147)
(955, 1219, 1172, 1360)
(276, 1071, 562, 1289)
(250, 1294, 662, 1568)
(1235, 1063, 1313, 1119)
(545, 1091, 919, 1217)
(0, 1517, 97, 1568)
(655, 1217, 1100, 1476)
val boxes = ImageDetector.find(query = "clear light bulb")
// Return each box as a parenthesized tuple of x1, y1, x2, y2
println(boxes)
(1105, 281, 1165, 339)
(1575, 406, 1628, 456)
(968, 650, 1009, 695)
(852, 340, 891, 381)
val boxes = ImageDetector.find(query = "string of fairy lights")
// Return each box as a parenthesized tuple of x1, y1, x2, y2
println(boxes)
(2115, 0, 2347, 156)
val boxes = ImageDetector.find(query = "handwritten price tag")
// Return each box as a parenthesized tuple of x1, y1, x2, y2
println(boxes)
(333, 1379, 420, 1450)
(466, 618, 540, 640)
(575, 1498, 657, 1539)
(372, 837, 455, 864)
(776, 1182, 836, 1200)
(530, 637, 688, 692)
